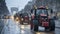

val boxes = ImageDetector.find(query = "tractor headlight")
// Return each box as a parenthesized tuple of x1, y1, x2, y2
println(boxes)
(42, 18, 44, 19)
(45, 18, 47, 19)
(10, 16, 14, 20)
(15, 17, 20, 21)
(16, 17, 19, 20)
(21, 18, 23, 21)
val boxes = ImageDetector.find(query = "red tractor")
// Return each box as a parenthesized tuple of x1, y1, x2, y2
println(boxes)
(21, 13, 30, 25)
(30, 6, 55, 31)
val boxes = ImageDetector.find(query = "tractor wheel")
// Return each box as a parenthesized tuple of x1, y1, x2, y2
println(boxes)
(34, 25, 38, 31)
(45, 27, 49, 31)
(50, 19, 55, 31)
(50, 26, 55, 31)
(31, 23, 33, 30)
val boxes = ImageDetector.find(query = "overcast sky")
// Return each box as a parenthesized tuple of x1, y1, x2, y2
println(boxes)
(5, 0, 31, 13)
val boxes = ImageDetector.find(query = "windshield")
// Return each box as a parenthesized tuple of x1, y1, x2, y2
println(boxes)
(22, 13, 28, 17)
(36, 9, 48, 15)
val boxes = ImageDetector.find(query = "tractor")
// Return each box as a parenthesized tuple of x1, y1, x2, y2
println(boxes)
(21, 13, 30, 25)
(30, 6, 55, 31)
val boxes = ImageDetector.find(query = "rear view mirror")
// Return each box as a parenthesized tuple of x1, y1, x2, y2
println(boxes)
(31, 9, 33, 13)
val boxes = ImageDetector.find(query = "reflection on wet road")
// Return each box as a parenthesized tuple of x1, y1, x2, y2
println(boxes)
(1, 19, 60, 34)
(1, 19, 20, 34)
(20, 24, 60, 34)
(20, 20, 60, 34)
(35, 31, 54, 34)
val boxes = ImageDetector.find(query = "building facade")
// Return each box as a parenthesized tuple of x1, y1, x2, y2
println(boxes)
(0, 0, 9, 15)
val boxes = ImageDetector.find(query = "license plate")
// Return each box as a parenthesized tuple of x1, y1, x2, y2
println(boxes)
(38, 26, 45, 31)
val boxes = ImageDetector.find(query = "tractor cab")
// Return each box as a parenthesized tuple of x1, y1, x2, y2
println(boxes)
(31, 6, 52, 20)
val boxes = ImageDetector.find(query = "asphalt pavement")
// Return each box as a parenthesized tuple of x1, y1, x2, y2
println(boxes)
(1, 19, 20, 34)
(0, 19, 60, 34)
(20, 20, 60, 34)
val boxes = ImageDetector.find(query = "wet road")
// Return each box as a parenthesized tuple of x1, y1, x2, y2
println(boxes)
(20, 25, 60, 34)
(0, 19, 60, 34)
(20, 20, 60, 34)
(1, 19, 20, 34)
